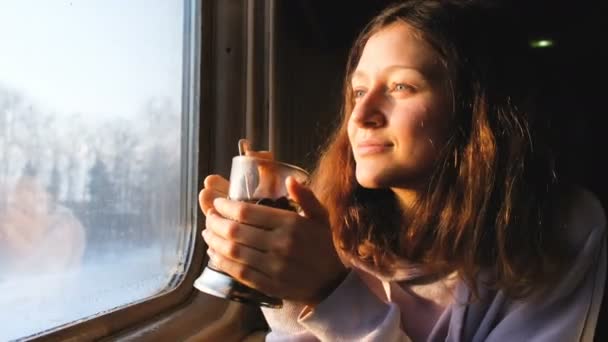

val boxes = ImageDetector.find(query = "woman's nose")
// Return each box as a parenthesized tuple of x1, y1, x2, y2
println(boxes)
(350, 90, 387, 128)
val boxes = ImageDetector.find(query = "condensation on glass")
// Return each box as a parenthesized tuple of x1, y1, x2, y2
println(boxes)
(0, 1, 197, 340)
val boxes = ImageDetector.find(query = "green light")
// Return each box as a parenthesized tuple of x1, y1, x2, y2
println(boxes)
(530, 39, 554, 48)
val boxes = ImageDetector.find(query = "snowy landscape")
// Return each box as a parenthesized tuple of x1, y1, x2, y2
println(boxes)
(0, 247, 187, 341)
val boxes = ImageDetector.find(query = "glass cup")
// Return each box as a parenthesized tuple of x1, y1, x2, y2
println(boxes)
(194, 155, 309, 308)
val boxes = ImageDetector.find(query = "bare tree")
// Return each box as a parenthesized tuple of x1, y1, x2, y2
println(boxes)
(0, 86, 23, 210)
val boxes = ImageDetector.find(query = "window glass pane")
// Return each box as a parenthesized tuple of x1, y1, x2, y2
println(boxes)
(0, 1, 194, 339)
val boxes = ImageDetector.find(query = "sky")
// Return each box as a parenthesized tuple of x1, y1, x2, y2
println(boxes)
(0, 0, 185, 120)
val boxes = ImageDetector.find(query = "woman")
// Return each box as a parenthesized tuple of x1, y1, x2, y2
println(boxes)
(200, 1, 606, 340)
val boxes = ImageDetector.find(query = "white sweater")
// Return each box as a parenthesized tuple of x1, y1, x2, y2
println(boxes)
(262, 187, 607, 341)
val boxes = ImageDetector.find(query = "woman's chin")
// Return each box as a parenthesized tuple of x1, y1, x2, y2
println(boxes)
(355, 168, 421, 190)
(355, 171, 389, 189)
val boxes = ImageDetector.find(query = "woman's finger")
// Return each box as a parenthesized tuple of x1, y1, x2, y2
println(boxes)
(206, 248, 277, 296)
(202, 228, 274, 276)
(213, 197, 299, 229)
(204, 175, 229, 194)
(286, 176, 328, 221)
(205, 210, 273, 252)
(199, 188, 226, 215)
(245, 150, 274, 160)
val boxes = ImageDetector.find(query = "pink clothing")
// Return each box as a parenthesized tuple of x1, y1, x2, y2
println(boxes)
(262, 188, 607, 341)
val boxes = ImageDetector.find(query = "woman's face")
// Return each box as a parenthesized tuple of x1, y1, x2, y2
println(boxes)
(348, 22, 452, 190)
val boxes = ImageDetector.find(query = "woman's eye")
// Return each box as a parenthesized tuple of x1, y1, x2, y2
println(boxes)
(393, 83, 411, 92)
(353, 89, 366, 98)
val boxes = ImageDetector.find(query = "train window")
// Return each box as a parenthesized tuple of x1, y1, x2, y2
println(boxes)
(0, 0, 198, 340)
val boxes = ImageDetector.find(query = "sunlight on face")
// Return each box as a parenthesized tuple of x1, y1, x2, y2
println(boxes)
(347, 22, 452, 191)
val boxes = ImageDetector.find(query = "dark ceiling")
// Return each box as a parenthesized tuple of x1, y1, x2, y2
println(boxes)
(286, 0, 606, 54)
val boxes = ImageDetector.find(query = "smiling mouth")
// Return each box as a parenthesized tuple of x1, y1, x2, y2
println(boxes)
(356, 143, 393, 156)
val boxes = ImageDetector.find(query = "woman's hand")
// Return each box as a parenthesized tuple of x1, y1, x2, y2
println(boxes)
(198, 174, 230, 216)
(201, 176, 347, 306)
(198, 148, 275, 213)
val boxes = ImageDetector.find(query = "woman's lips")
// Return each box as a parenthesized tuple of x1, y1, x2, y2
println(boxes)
(356, 141, 393, 156)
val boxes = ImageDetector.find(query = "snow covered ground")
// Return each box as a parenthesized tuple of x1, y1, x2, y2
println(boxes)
(0, 247, 180, 341)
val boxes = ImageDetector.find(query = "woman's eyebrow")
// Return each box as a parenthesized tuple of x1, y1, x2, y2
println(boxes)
(351, 70, 369, 84)
(352, 65, 429, 84)
(383, 65, 427, 78)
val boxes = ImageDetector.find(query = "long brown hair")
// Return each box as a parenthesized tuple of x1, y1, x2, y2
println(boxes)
(312, 0, 563, 298)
